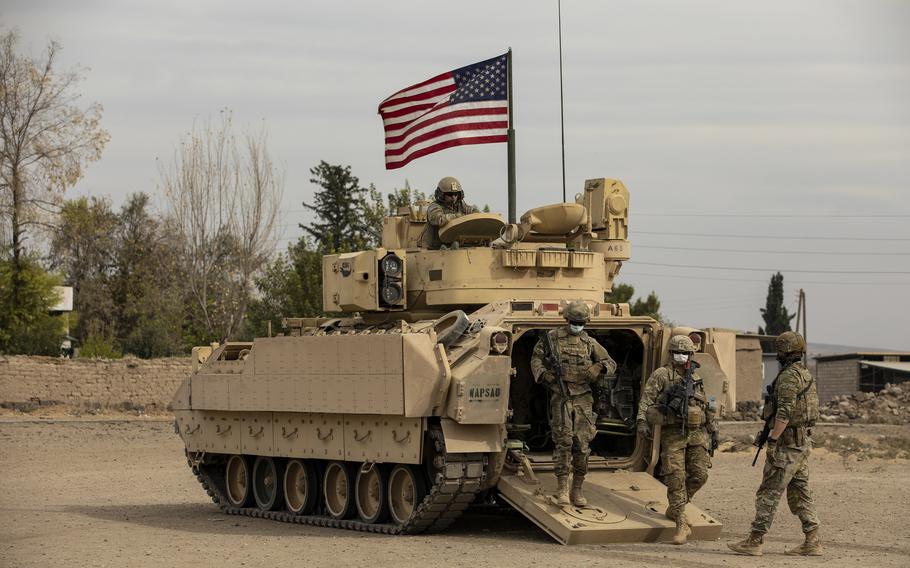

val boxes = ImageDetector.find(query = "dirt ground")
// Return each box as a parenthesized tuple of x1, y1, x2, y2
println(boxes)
(1, 418, 908, 568)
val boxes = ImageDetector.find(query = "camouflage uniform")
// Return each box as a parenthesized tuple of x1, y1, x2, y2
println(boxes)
(424, 199, 477, 249)
(729, 331, 821, 556)
(637, 364, 716, 521)
(751, 360, 820, 535)
(530, 328, 616, 478)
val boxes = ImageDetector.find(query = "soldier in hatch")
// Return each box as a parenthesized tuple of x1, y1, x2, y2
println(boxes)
(728, 331, 821, 557)
(424, 176, 478, 249)
(530, 301, 616, 507)
(637, 335, 717, 545)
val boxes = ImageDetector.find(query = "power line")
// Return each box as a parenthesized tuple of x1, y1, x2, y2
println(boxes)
(631, 261, 910, 275)
(635, 244, 910, 256)
(620, 270, 910, 286)
(633, 230, 910, 241)
(637, 213, 910, 218)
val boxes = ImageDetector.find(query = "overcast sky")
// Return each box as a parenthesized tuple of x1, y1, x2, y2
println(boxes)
(5, 0, 909, 349)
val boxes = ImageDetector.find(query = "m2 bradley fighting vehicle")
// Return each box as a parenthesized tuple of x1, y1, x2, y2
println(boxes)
(173, 178, 734, 544)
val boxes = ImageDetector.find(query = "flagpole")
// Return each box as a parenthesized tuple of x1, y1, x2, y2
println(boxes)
(507, 48, 516, 224)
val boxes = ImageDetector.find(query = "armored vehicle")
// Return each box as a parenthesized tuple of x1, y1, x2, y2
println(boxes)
(173, 178, 737, 544)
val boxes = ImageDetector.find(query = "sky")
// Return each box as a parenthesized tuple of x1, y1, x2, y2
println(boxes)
(4, 0, 909, 349)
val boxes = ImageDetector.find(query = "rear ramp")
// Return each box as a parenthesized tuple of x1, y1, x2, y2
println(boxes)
(496, 470, 722, 545)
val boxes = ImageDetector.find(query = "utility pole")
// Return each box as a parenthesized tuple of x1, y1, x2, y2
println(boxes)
(795, 288, 807, 365)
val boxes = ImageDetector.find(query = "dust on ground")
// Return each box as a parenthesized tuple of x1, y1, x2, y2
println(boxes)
(1, 418, 908, 568)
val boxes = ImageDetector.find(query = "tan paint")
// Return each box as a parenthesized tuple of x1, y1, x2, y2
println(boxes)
(173, 177, 736, 543)
(496, 470, 721, 545)
(440, 419, 505, 453)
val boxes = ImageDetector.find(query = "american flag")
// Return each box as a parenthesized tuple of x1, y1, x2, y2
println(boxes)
(378, 53, 509, 170)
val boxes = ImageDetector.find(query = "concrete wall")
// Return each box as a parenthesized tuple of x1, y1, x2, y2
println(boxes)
(0, 356, 192, 411)
(816, 358, 859, 402)
(735, 335, 764, 403)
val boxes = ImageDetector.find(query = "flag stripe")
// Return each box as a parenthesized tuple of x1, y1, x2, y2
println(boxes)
(386, 127, 508, 159)
(379, 101, 441, 121)
(378, 72, 452, 108)
(378, 80, 456, 113)
(378, 53, 509, 169)
(384, 105, 508, 144)
(385, 120, 509, 155)
(385, 135, 509, 169)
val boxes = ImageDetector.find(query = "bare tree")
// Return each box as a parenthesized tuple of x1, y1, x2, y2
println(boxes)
(160, 111, 283, 342)
(0, 30, 109, 290)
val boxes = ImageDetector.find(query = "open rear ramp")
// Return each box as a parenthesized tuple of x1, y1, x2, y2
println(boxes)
(496, 470, 722, 545)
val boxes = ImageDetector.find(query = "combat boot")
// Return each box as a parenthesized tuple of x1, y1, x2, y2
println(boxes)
(786, 528, 822, 556)
(727, 531, 764, 556)
(570, 476, 587, 507)
(672, 513, 691, 545)
(555, 476, 570, 505)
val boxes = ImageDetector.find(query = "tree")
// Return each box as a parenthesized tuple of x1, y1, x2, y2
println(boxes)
(0, 30, 109, 301)
(361, 180, 428, 247)
(607, 282, 664, 321)
(302, 162, 375, 253)
(50, 196, 118, 344)
(160, 111, 283, 342)
(242, 237, 324, 339)
(759, 271, 794, 335)
(112, 193, 185, 357)
(0, 257, 64, 355)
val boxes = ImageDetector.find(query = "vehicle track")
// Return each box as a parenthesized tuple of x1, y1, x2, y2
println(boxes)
(190, 427, 488, 535)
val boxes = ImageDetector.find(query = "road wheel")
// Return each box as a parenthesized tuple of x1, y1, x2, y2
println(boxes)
(252, 456, 284, 511)
(323, 461, 356, 519)
(355, 464, 388, 524)
(284, 459, 318, 515)
(225, 455, 252, 507)
(387, 464, 427, 525)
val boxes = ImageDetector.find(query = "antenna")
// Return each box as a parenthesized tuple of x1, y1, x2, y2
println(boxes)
(558, 0, 566, 202)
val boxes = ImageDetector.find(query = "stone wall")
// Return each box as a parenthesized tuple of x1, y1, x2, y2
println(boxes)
(817, 358, 859, 402)
(0, 355, 192, 411)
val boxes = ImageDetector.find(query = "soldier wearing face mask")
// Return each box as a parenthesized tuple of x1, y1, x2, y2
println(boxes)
(637, 335, 717, 545)
(530, 300, 616, 507)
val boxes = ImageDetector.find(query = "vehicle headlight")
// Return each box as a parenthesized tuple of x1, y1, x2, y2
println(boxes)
(381, 281, 403, 304)
(491, 332, 510, 354)
(381, 254, 403, 278)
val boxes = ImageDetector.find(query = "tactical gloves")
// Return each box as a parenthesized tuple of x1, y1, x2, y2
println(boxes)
(585, 362, 604, 383)
(645, 405, 668, 426)
(636, 419, 651, 439)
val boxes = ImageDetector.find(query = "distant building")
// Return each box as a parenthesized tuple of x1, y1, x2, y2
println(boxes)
(815, 352, 910, 402)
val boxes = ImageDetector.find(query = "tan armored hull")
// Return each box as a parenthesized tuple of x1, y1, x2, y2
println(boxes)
(173, 178, 729, 544)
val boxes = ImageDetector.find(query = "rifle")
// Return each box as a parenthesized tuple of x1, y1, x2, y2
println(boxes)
(661, 360, 700, 436)
(752, 410, 774, 466)
(542, 330, 571, 421)
(752, 365, 816, 466)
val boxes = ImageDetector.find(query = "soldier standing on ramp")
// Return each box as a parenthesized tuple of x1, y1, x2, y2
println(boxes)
(530, 301, 616, 507)
(424, 176, 478, 249)
(728, 331, 822, 556)
(637, 335, 717, 545)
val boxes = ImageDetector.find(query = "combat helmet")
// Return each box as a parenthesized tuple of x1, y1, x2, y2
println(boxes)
(434, 176, 464, 203)
(564, 300, 591, 324)
(775, 331, 806, 354)
(668, 335, 696, 353)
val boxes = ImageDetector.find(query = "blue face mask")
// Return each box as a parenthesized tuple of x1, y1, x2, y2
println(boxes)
(569, 324, 584, 335)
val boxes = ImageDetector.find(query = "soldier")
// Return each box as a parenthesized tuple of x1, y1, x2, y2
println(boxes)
(530, 300, 616, 507)
(637, 335, 717, 545)
(728, 331, 821, 556)
(424, 176, 478, 249)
